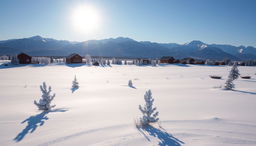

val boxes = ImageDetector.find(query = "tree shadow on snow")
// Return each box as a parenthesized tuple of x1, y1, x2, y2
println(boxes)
(138, 125, 184, 146)
(71, 87, 78, 93)
(13, 108, 68, 142)
(0, 63, 50, 69)
(121, 85, 137, 89)
(129, 85, 137, 89)
(232, 89, 256, 95)
(240, 79, 256, 83)
(158, 63, 190, 67)
(0, 64, 28, 69)
(65, 63, 86, 68)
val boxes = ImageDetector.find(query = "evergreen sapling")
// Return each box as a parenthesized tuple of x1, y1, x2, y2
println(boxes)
(128, 80, 133, 87)
(224, 62, 240, 90)
(139, 90, 159, 126)
(72, 75, 79, 89)
(34, 82, 56, 111)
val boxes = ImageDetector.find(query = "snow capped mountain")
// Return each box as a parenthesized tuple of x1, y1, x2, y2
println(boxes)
(239, 48, 243, 53)
(0, 36, 255, 60)
(200, 44, 208, 49)
(192, 46, 239, 60)
(186, 40, 205, 47)
(29, 35, 44, 41)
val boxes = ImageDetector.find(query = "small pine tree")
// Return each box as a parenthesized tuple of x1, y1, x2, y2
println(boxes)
(72, 75, 79, 89)
(34, 82, 56, 111)
(224, 62, 240, 90)
(128, 80, 133, 87)
(229, 62, 240, 80)
(139, 90, 159, 125)
(224, 78, 235, 90)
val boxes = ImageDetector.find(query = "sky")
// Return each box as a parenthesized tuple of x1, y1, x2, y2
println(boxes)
(0, 0, 255, 47)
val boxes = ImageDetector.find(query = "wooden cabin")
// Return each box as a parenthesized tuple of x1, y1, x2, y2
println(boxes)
(160, 56, 175, 64)
(66, 53, 83, 64)
(180, 57, 195, 64)
(17, 53, 31, 64)
(194, 60, 205, 65)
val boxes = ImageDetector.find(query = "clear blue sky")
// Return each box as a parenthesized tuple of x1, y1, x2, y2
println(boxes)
(0, 0, 255, 46)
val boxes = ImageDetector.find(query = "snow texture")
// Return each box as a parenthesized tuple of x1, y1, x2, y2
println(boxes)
(0, 64, 256, 146)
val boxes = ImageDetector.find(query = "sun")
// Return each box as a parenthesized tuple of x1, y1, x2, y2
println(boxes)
(71, 5, 101, 34)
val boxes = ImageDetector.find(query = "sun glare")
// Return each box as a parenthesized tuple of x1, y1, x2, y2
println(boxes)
(71, 5, 101, 34)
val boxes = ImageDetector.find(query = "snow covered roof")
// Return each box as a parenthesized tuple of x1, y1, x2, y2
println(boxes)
(160, 56, 175, 60)
(67, 53, 82, 59)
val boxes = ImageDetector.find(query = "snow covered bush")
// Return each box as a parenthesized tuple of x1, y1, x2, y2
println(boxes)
(99, 58, 106, 66)
(128, 80, 133, 87)
(34, 82, 56, 111)
(72, 75, 79, 89)
(151, 60, 157, 66)
(112, 58, 122, 65)
(85, 54, 92, 65)
(32, 57, 51, 64)
(224, 62, 240, 90)
(139, 90, 159, 126)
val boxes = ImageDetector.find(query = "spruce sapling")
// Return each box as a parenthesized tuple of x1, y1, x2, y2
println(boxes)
(34, 82, 56, 111)
(224, 62, 240, 90)
(72, 75, 79, 89)
(139, 90, 159, 126)
(128, 80, 133, 87)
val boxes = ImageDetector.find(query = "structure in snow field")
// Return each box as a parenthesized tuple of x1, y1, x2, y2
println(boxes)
(17, 53, 32, 64)
(160, 56, 175, 64)
(66, 53, 83, 64)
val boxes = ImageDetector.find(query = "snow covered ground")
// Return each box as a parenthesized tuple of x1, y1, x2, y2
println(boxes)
(0, 64, 256, 146)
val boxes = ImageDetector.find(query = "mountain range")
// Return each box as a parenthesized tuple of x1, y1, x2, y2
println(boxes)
(0, 35, 256, 60)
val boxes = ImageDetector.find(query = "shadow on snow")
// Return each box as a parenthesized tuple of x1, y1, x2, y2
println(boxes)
(65, 63, 86, 68)
(65, 63, 113, 68)
(121, 84, 137, 89)
(0, 63, 50, 69)
(71, 87, 78, 93)
(13, 108, 68, 142)
(232, 89, 256, 95)
(158, 63, 190, 67)
(138, 124, 184, 146)
(129, 85, 137, 89)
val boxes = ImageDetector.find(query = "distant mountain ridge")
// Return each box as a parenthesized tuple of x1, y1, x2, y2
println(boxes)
(0, 36, 256, 60)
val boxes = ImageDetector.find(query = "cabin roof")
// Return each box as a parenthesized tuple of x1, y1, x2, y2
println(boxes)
(67, 53, 82, 58)
(160, 56, 174, 59)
